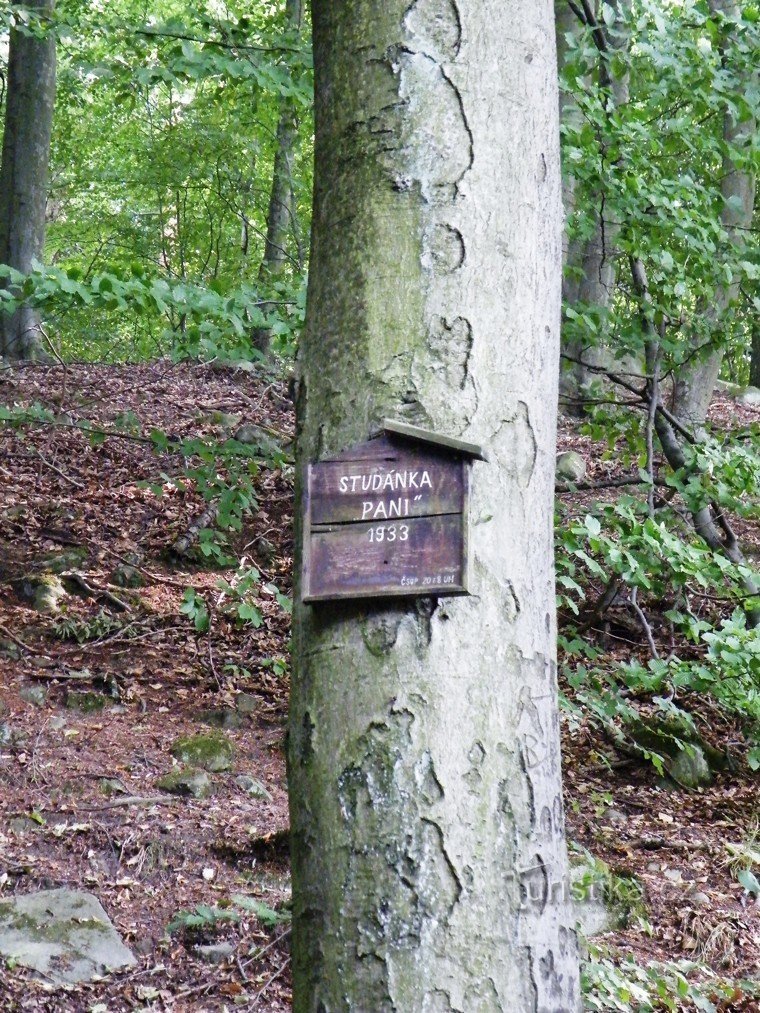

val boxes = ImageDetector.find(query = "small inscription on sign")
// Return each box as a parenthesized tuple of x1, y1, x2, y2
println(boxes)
(303, 425, 479, 602)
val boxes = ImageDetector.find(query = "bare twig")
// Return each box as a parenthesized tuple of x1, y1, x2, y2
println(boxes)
(39, 326, 68, 407)
(61, 571, 131, 613)
(241, 928, 292, 971)
(0, 623, 49, 657)
(35, 450, 87, 489)
(630, 587, 659, 659)
(251, 955, 291, 1009)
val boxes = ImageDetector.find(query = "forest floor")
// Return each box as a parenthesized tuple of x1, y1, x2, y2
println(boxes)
(0, 360, 757, 1012)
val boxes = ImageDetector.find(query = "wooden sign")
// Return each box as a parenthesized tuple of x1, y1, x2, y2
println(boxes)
(302, 420, 485, 602)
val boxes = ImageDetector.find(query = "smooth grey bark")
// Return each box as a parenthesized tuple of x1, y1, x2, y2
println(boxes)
(559, 0, 632, 412)
(556, 0, 583, 289)
(251, 0, 304, 356)
(672, 0, 757, 428)
(289, 2, 580, 1011)
(0, 1, 57, 359)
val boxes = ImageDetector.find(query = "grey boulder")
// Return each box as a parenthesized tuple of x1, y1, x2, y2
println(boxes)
(0, 889, 136, 984)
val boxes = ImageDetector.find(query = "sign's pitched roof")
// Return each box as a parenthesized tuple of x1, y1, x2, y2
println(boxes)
(381, 419, 488, 461)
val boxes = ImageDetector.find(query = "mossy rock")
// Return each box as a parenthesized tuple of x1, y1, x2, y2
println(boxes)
(205, 410, 242, 431)
(8, 816, 42, 835)
(625, 711, 728, 773)
(170, 732, 234, 772)
(111, 564, 144, 588)
(251, 536, 277, 565)
(16, 574, 67, 614)
(232, 423, 284, 458)
(666, 745, 713, 789)
(0, 639, 21, 660)
(0, 722, 26, 747)
(42, 548, 88, 575)
(0, 889, 136, 984)
(19, 684, 47, 708)
(65, 690, 106, 713)
(235, 693, 258, 715)
(235, 775, 272, 800)
(715, 379, 744, 397)
(156, 767, 213, 800)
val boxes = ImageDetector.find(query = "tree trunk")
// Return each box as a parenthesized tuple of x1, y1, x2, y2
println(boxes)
(672, 0, 756, 428)
(559, 0, 632, 413)
(0, 1, 57, 360)
(250, 0, 304, 357)
(289, 1, 580, 1010)
(750, 318, 760, 389)
(556, 0, 583, 290)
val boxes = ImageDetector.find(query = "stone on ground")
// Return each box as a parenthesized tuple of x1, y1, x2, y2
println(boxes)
(19, 684, 47, 707)
(196, 707, 243, 730)
(235, 693, 258, 715)
(556, 451, 587, 483)
(737, 385, 760, 407)
(667, 744, 713, 789)
(235, 775, 272, 800)
(170, 732, 234, 772)
(195, 941, 235, 964)
(65, 689, 106, 713)
(157, 767, 213, 799)
(0, 889, 136, 984)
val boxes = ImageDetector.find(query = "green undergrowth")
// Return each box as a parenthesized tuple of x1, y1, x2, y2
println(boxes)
(556, 416, 760, 776)
(582, 947, 760, 1012)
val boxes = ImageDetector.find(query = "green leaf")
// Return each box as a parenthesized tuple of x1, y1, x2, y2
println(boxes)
(737, 869, 760, 897)
(585, 515, 601, 537)
(237, 603, 263, 627)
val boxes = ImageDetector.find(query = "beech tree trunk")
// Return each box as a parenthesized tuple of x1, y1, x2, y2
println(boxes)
(751, 319, 760, 389)
(556, 0, 583, 286)
(672, 0, 756, 428)
(559, 0, 632, 412)
(250, 0, 304, 356)
(289, 2, 580, 1010)
(0, 1, 57, 360)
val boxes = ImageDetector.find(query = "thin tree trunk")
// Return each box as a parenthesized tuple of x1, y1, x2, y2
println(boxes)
(559, 0, 632, 413)
(0, 1, 57, 360)
(289, 1, 580, 1010)
(750, 318, 760, 389)
(672, 0, 757, 428)
(556, 0, 583, 291)
(250, 0, 303, 357)
(631, 256, 760, 628)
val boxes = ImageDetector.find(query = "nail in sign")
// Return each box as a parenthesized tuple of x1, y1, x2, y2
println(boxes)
(302, 420, 485, 602)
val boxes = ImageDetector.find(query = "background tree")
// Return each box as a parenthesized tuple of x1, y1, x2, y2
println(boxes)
(289, 0, 580, 1009)
(33, 0, 312, 362)
(671, 0, 757, 428)
(0, 0, 57, 359)
(559, 0, 759, 406)
(251, 0, 305, 356)
(558, 0, 633, 412)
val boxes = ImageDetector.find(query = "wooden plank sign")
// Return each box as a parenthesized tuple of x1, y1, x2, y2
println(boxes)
(302, 421, 484, 602)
